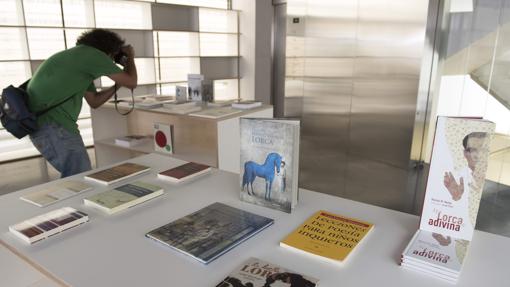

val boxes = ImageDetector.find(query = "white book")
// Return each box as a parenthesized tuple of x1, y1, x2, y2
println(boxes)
(83, 181, 163, 215)
(114, 135, 149, 147)
(402, 229, 469, 275)
(20, 180, 92, 207)
(401, 263, 458, 284)
(189, 106, 243, 119)
(232, 100, 262, 110)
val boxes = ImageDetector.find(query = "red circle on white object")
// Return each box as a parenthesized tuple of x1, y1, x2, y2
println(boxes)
(155, 131, 167, 147)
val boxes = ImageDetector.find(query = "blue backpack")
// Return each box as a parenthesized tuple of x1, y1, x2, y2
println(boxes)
(0, 80, 74, 139)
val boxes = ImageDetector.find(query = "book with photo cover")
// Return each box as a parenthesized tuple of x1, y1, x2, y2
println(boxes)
(9, 207, 89, 244)
(20, 180, 93, 207)
(84, 163, 150, 185)
(280, 210, 373, 263)
(240, 118, 300, 213)
(115, 135, 149, 147)
(157, 162, 211, 183)
(145, 202, 274, 264)
(216, 257, 319, 287)
(419, 117, 495, 241)
(83, 181, 163, 215)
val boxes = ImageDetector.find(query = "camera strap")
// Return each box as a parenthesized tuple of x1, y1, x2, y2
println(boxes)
(114, 84, 134, 116)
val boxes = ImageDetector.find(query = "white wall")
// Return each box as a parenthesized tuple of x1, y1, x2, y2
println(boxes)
(233, 0, 273, 104)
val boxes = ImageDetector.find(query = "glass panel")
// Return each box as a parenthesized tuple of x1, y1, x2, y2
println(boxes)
(0, 0, 24, 25)
(0, 61, 31, 89)
(0, 28, 29, 60)
(213, 79, 238, 100)
(158, 57, 200, 82)
(157, 82, 187, 96)
(199, 8, 237, 33)
(62, 0, 95, 28)
(94, 0, 152, 30)
(65, 28, 87, 48)
(156, 31, 199, 57)
(26, 28, 65, 59)
(23, 0, 63, 27)
(199, 33, 237, 56)
(156, 0, 227, 9)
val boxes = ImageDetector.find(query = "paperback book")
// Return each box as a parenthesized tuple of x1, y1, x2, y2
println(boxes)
(84, 162, 150, 185)
(157, 162, 211, 183)
(145, 202, 274, 264)
(231, 100, 262, 110)
(9, 207, 89, 244)
(114, 135, 149, 147)
(419, 117, 495, 240)
(216, 257, 319, 287)
(189, 106, 243, 119)
(401, 116, 495, 284)
(161, 101, 202, 115)
(20, 180, 92, 207)
(280, 210, 373, 263)
(240, 118, 300, 213)
(84, 181, 163, 215)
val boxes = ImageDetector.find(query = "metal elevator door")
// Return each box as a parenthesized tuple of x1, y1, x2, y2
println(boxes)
(273, 0, 434, 213)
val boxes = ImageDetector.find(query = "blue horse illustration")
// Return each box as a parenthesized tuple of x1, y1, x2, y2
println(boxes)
(242, 152, 284, 200)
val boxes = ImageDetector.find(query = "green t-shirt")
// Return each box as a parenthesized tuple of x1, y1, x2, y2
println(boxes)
(27, 45, 122, 134)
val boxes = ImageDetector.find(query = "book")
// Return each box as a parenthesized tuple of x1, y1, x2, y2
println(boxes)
(207, 99, 236, 107)
(161, 101, 202, 115)
(157, 162, 211, 183)
(114, 135, 149, 147)
(154, 122, 174, 154)
(419, 117, 495, 241)
(20, 180, 93, 207)
(145, 202, 274, 264)
(83, 181, 163, 215)
(401, 229, 469, 283)
(232, 100, 262, 110)
(9, 207, 89, 244)
(401, 117, 495, 283)
(280, 210, 373, 263)
(188, 106, 243, 119)
(216, 257, 319, 287)
(240, 118, 300, 213)
(84, 162, 150, 185)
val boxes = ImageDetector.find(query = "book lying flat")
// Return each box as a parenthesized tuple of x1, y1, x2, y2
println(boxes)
(280, 210, 373, 263)
(146, 202, 274, 264)
(9, 207, 89, 244)
(216, 257, 320, 287)
(115, 135, 149, 147)
(84, 163, 150, 185)
(83, 181, 163, 215)
(188, 107, 243, 119)
(401, 229, 469, 283)
(157, 162, 211, 183)
(20, 180, 93, 207)
(231, 100, 262, 110)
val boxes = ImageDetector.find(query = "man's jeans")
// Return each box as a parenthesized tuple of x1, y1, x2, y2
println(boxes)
(30, 123, 92, 178)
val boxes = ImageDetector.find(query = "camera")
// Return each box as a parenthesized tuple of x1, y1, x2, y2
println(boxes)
(114, 47, 129, 66)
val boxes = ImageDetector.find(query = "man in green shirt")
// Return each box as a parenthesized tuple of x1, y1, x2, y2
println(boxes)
(27, 29, 137, 177)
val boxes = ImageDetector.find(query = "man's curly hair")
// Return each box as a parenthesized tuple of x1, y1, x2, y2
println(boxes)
(76, 29, 125, 56)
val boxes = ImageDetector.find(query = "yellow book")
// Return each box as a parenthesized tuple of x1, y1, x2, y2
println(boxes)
(280, 210, 373, 263)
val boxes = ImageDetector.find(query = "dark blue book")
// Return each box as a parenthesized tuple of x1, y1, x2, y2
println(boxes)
(145, 202, 274, 264)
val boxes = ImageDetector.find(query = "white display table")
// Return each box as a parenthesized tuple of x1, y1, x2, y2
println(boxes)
(0, 153, 508, 287)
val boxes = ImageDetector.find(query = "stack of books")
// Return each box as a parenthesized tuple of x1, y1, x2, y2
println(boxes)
(114, 135, 149, 147)
(9, 207, 89, 244)
(161, 101, 202, 114)
(400, 117, 495, 284)
(401, 230, 468, 284)
(20, 180, 92, 207)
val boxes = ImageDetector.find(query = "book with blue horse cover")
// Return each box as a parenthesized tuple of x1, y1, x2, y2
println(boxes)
(240, 118, 300, 213)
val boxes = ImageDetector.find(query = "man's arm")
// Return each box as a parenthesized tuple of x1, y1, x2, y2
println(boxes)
(84, 85, 120, 109)
(108, 45, 137, 89)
